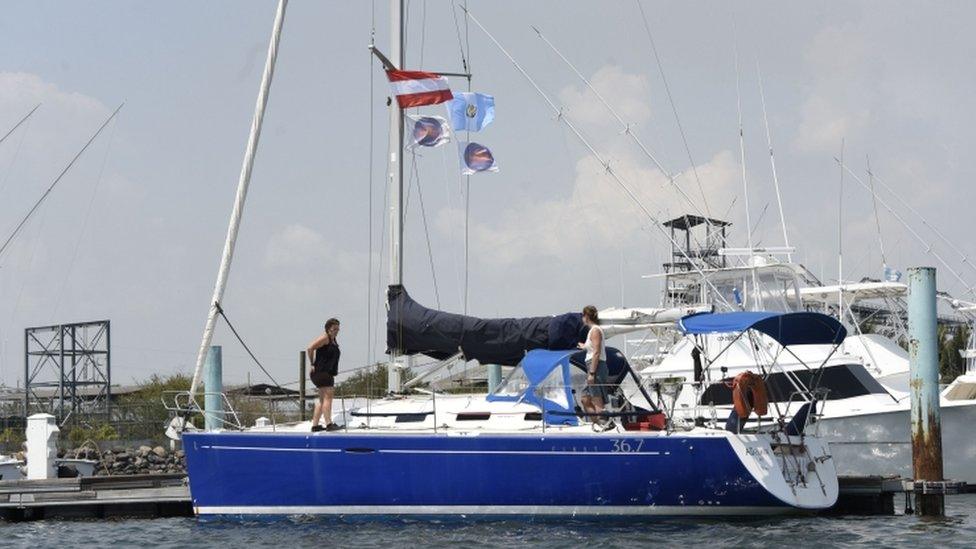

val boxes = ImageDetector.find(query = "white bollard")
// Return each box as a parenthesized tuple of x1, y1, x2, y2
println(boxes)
(26, 413, 59, 480)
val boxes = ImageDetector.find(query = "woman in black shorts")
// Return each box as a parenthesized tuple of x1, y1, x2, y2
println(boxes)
(307, 318, 341, 432)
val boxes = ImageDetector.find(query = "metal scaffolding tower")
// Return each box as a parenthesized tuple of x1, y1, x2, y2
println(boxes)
(24, 320, 111, 424)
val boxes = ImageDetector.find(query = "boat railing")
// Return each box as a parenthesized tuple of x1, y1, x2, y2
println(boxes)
(162, 390, 246, 431)
(637, 376, 824, 433)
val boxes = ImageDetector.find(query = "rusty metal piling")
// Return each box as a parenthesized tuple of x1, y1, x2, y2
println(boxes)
(908, 266, 945, 516)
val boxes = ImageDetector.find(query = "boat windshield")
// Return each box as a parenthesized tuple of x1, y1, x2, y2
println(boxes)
(706, 266, 802, 312)
(492, 366, 531, 398)
(534, 366, 570, 408)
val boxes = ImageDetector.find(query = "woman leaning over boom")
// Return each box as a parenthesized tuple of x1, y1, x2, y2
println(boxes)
(307, 318, 342, 432)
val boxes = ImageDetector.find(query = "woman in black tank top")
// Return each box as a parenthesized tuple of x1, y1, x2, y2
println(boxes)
(307, 318, 342, 432)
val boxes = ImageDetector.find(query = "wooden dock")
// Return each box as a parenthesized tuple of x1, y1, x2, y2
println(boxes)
(828, 475, 967, 515)
(0, 474, 191, 521)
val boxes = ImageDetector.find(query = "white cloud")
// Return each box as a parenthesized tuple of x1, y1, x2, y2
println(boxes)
(557, 65, 652, 128)
(261, 223, 369, 303)
(795, 95, 869, 153)
(264, 223, 331, 268)
(793, 26, 873, 153)
(0, 72, 111, 179)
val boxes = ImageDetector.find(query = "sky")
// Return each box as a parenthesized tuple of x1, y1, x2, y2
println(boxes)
(1, 1, 974, 388)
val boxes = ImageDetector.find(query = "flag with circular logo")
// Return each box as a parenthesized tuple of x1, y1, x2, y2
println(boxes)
(458, 141, 498, 175)
(406, 115, 451, 148)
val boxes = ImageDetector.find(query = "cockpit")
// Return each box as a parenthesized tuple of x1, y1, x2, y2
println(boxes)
(487, 347, 660, 428)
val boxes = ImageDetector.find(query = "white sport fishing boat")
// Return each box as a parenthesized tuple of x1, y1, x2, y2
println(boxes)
(632, 227, 976, 486)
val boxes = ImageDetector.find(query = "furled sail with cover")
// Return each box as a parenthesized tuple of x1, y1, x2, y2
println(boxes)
(386, 285, 586, 365)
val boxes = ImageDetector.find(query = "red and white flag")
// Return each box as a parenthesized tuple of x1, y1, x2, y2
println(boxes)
(386, 69, 453, 108)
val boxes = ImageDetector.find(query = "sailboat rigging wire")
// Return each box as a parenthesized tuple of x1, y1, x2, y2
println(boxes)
(635, 0, 710, 217)
(409, 151, 442, 307)
(756, 62, 791, 262)
(449, 1, 469, 72)
(870, 169, 976, 278)
(462, 7, 735, 310)
(0, 104, 39, 150)
(732, 27, 760, 308)
(419, 0, 428, 67)
(368, 3, 376, 369)
(0, 103, 123, 262)
(214, 303, 281, 387)
(53, 114, 120, 318)
(837, 160, 976, 298)
(0, 106, 38, 199)
(750, 202, 770, 242)
(439, 147, 465, 309)
(531, 26, 714, 251)
(189, 0, 287, 399)
(866, 156, 887, 269)
(462, 0, 472, 317)
(838, 140, 844, 315)
(373, 106, 392, 361)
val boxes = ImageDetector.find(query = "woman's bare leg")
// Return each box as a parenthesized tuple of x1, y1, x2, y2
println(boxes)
(323, 387, 335, 424)
(593, 396, 608, 427)
(312, 387, 327, 426)
(592, 396, 605, 414)
(580, 395, 593, 420)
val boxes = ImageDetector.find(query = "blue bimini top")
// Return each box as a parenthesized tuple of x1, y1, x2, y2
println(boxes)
(486, 349, 579, 426)
(678, 311, 846, 346)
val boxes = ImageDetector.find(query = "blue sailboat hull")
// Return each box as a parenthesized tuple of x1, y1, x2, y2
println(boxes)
(183, 430, 798, 517)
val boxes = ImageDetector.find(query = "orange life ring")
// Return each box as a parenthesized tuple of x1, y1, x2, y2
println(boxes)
(732, 371, 769, 418)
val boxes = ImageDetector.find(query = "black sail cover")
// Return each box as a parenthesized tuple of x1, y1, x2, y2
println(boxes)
(387, 285, 587, 366)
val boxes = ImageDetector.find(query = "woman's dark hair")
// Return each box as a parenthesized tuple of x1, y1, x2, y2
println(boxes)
(582, 305, 599, 324)
(324, 318, 340, 331)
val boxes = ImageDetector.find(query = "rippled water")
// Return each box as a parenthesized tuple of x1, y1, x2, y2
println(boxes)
(6, 495, 976, 548)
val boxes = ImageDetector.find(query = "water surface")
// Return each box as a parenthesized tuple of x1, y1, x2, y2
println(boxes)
(6, 495, 976, 548)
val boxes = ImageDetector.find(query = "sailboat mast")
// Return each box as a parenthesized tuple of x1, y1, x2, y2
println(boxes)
(189, 0, 288, 399)
(388, 0, 404, 286)
(387, 0, 405, 393)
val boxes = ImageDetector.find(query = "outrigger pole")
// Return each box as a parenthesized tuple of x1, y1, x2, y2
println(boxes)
(189, 0, 288, 400)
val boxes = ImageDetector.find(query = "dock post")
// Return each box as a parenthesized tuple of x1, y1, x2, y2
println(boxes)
(908, 266, 945, 516)
(204, 345, 224, 431)
(487, 364, 502, 392)
(25, 413, 59, 480)
(299, 351, 307, 421)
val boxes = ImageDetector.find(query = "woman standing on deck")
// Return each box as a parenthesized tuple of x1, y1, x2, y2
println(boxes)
(307, 318, 342, 432)
(578, 306, 613, 431)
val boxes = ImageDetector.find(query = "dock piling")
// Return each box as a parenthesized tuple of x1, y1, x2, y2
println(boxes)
(25, 414, 58, 480)
(907, 266, 945, 516)
(487, 364, 502, 392)
(204, 345, 224, 431)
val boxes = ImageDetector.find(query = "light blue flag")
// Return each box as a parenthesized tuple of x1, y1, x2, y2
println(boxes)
(448, 92, 495, 132)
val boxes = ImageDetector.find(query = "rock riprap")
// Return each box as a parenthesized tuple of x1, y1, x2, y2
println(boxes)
(59, 445, 186, 476)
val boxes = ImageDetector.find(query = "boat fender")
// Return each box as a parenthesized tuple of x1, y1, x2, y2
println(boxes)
(731, 371, 768, 418)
